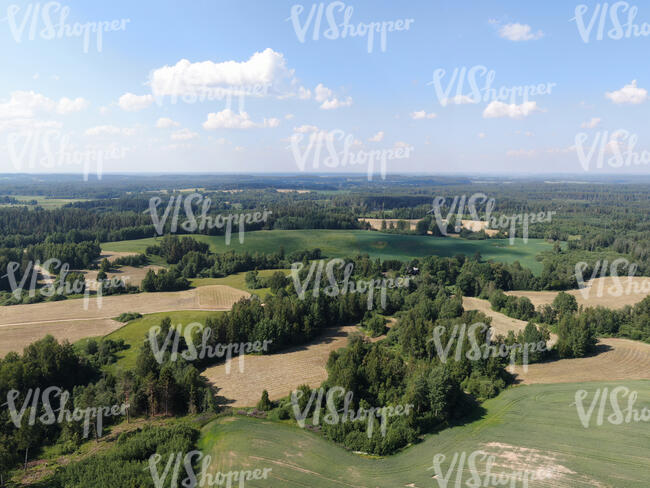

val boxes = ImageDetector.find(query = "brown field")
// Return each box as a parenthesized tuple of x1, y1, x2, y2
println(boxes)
(507, 276, 650, 309)
(0, 285, 249, 356)
(79, 265, 164, 291)
(462, 296, 558, 345)
(359, 218, 500, 236)
(358, 218, 420, 231)
(510, 338, 650, 384)
(204, 325, 373, 407)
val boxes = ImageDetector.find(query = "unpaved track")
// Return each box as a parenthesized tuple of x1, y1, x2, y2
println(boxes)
(0, 285, 249, 356)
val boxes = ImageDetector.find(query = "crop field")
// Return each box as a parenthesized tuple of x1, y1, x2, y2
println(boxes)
(508, 276, 650, 309)
(0, 285, 248, 356)
(203, 325, 361, 407)
(189, 268, 290, 298)
(102, 229, 552, 273)
(198, 380, 650, 487)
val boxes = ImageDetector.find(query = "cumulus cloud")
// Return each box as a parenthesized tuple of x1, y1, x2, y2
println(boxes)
(478, 132, 486, 139)
(85, 125, 136, 136)
(150, 48, 300, 99)
(156, 117, 180, 128)
(581, 117, 601, 128)
(605, 80, 647, 104)
(171, 128, 198, 140)
(368, 131, 384, 142)
(314, 83, 352, 109)
(483, 100, 541, 119)
(202, 109, 279, 129)
(410, 110, 437, 120)
(118, 93, 154, 111)
(0, 91, 87, 119)
(498, 23, 543, 41)
(293, 125, 319, 133)
(56, 97, 89, 114)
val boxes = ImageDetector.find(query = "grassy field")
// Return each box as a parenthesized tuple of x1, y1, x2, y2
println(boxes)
(105, 310, 223, 371)
(0, 195, 89, 209)
(198, 381, 650, 487)
(189, 268, 290, 298)
(102, 230, 551, 273)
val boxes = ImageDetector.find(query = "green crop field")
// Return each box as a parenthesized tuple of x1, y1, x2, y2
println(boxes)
(103, 230, 551, 274)
(198, 380, 650, 487)
(189, 268, 290, 298)
(104, 310, 222, 371)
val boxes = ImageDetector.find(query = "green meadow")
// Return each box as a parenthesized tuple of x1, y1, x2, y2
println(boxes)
(198, 380, 650, 487)
(104, 310, 222, 371)
(103, 229, 551, 274)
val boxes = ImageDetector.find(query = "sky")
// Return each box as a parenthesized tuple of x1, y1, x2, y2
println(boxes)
(1, 0, 649, 177)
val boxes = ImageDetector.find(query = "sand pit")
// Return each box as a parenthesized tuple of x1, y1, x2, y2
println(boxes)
(0, 285, 249, 356)
(507, 276, 650, 310)
(509, 338, 650, 384)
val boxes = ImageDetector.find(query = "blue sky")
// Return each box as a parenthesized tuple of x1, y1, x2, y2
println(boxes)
(1, 0, 649, 176)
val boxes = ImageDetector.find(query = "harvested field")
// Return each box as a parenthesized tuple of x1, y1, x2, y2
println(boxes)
(79, 265, 164, 291)
(510, 337, 650, 384)
(204, 326, 363, 407)
(358, 218, 420, 231)
(0, 285, 249, 356)
(507, 276, 650, 309)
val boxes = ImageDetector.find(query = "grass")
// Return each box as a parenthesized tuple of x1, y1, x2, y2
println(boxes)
(197, 380, 650, 487)
(0, 195, 89, 209)
(189, 268, 290, 298)
(104, 310, 223, 372)
(102, 229, 552, 274)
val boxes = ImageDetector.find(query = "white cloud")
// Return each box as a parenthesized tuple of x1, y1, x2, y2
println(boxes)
(118, 93, 154, 111)
(441, 95, 475, 106)
(478, 132, 486, 139)
(314, 83, 352, 110)
(498, 23, 543, 41)
(394, 141, 412, 149)
(410, 110, 437, 120)
(368, 131, 384, 142)
(171, 128, 198, 141)
(581, 117, 601, 128)
(85, 125, 136, 136)
(56, 97, 89, 114)
(150, 48, 300, 99)
(284, 113, 294, 119)
(202, 109, 279, 129)
(156, 117, 180, 128)
(293, 125, 319, 133)
(99, 106, 109, 115)
(483, 100, 541, 119)
(605, 80, 647, 104)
